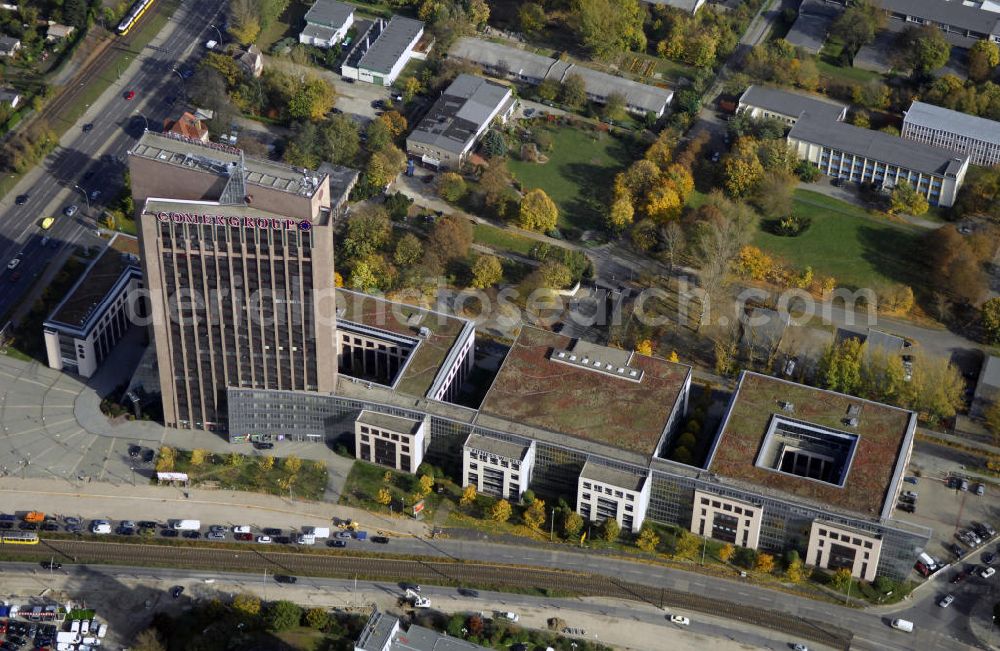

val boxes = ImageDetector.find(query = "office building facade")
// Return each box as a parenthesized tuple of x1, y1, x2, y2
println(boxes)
(355, 410, 427, 473)
(462, 433, 535, 501)
(129, 131, 339, 430)
(902, 100, 1000, 167)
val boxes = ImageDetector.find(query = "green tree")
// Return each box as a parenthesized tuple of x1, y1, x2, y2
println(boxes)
(850, 110, 870, 128)
(889, 182, 929, 216)
(523, 498, 547, 529)
(489, 498, 513, 523)
(819, 338, 865, 395)
(418, 474, 435, 496)
(438, 172, 468, 202)
(258, 455, 275, 471)
(376, 487, 392, 505)
(673, 530, 701, 560)
(894, 25, 951, 75)
(982, 298, 1000, 344)
(537, 260, 573, 290)
(562, 510, 584, 538)
(683, 32, 718, 68)
(830, 0, 883, 64)
(602, 92, 628, 122)
(600, 517, 621, 541)
(518, 2, 547, 37)
(287, 76, 337, 120)
(189, 448, 208, 466)
(786, 557, 809, 583)
(228, 0, 261, 45)
(573, 0, 646, 58)
(471, 254, 503, 288)
(830, 567, 853, 592)
(536, 78, 560, 102)
(343, 206, 392, 259)
(348, 254, 394, 291)
(905, 352, 966, 422)
(519, 189, 559, 232)
(385, 192, 413, 221)
(365, 119, 393, 152)
(636, 526, 661, 552)
(394, 233, 423, 267)
(560, 73, 588, 108)
(304, 607, 329, 630)
(320, 114, 361, 165)
(480, 130, 508, 158)
(969, 40, 1000, 83)
(233, 593, 261, 616)
(723, 138, 765, 198)
(753, 171, 796, 218)
(62, 0, 88, 28)
(364, 145, 407, 191)
(266, 600, 302, 632)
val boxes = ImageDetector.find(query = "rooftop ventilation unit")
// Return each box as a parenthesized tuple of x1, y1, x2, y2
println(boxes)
(549, 349, 644, 383)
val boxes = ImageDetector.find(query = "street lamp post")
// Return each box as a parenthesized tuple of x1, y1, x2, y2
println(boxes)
(73, 184, 90, 209)
(134, 113, 149, 131)
(130, 466, 136, 487)
(209, 24, 223, 43)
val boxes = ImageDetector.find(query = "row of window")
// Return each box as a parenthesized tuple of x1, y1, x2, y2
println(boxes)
(817, 527, 875, 549)
(699, 496, 755, 518)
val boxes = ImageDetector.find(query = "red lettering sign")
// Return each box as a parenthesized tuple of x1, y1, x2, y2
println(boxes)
(150, 211, 309, 231)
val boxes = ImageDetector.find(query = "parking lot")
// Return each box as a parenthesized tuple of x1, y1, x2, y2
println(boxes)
(897, 443, 998, 569)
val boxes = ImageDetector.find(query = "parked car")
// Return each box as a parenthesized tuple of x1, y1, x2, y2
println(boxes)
(982, 567, 996, 579)
(457, 588, 479, 597)
(207, 532, 226, 541)
(951, 571, 968, 583)
(948, 542, 965, 557)
(669, 615, 690, 625)
(975, 483, 986, 496)
(63, 205, 78, 217)
(263, 527, 282, 536)
(903, 476, 919, 485)
(253, 441, 274, 450)
(274, 575, 298, 584)
(897, 502, 915, 513)
(960, 479, 970, 491)
(40, 561, 62, 570)
(371, 536, 390, 544)
(161, 529, 179, 538)
(256, 535, 272, 544)
(128, 445, 141, 458)
(335, 531, 352, 539)
(328, 539, 347, 547)
(938, 594, 955, 608)
(902, 490, 918, 500)
(235, 532, 254, 541)
(171, 586, 184, 598)
(984, 552, 996, 565)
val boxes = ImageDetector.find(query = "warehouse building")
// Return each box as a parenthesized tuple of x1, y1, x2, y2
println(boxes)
(341, 16, 424, 86)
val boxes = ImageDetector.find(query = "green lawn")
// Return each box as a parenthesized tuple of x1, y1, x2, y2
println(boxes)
(169, 449, 329, 501)
(257, 0, 311, 52)
(473, 223, 537, 257)
(816, 39, 882, 84)
(507, 126, 632, 236)
(753, 190, 923, 289)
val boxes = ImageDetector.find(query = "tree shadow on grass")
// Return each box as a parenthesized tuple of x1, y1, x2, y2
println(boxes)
(559, 161, 618, 233)
(855, 224, 924, 290)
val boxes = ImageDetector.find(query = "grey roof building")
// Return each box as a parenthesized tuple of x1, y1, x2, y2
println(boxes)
(342, 16, 425, 86)
(316, 161, 360, 212)
(300, 0, 354, 48)
(788, 111, 970, 206)
(786, 0, 840, 53)
(406, 74, 516, 169)
(902, 100, 1000, 167)
(973, 355, 1000, 418)
(0, 36, 20, 57)
(355, 610, 489, 651)
(875, 0, 1000, 44)
(448, 37, 673, 116)
(738, 84, 848, 124)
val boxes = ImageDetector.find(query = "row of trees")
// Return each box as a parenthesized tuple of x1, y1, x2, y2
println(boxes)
(819, 339, 964, 422)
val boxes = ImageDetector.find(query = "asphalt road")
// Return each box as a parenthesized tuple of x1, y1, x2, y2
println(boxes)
(0, 0, 227, 319)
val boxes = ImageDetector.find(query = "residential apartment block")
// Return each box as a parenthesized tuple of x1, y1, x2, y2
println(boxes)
(737, 84, 847, 125)
(902, 100, 1000, 167)
(355, 410, 427, 473)
(462, 433, 535, 501)
(406, 74, 516, 170)
(874, 0, 1000, 45)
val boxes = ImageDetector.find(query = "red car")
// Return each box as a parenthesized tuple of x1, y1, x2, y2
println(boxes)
(124, 90, 136, 100)
(235, 532, 253, 541)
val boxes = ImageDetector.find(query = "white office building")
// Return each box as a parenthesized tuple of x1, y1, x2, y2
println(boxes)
(462, 433, 535, 502)
(577, 460, 651, 533)
(354, 410, 427, 474)
(43, 237, 143, 378)
(902, 100, 1000, 167)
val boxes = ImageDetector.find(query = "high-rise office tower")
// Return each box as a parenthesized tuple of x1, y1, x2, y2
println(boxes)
(128, 131, 355, 430)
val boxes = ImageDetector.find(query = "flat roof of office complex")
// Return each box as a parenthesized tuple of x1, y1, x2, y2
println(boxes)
(46, 238, 139, 330)
(337, 289, 472, 398)
(580, 459, 647, 492)
(357, 16, 423, 74)
(479, 326, 690, 456)
(130, 131, 327, 200)
(408, 74, 512, 155)
(357, 410, 422, 434)
(789, 115, 968, 177)
(739, 84, 847, 121)
(707, 372, 915, 517)
(904, 100, 1000, 145)
(464, 433, 530, 460)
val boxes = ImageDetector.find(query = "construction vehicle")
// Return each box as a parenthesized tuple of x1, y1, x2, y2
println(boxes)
(24, 512, 45, 523)
(406, 589, 430, 608)
(339, 520, 359, 531)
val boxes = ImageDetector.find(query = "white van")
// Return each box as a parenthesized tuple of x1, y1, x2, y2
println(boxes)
(303, 526, 330, 538)
(70, 620, 81, 634)
(171, 519, 201, 531)
(891, 619, 914, 632)
(297, 534, 316, 545)
(80, 619, 90, 635)
(233, 525, 251, 534)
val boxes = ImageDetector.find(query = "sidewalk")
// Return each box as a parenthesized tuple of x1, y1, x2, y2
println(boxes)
(0, 476, 429, 538)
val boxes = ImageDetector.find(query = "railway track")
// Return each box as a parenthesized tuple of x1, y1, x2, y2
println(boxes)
(3, 538, 852, 649)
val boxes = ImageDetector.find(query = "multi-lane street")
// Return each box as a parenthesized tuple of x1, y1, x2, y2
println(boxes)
(0, 0, 227, 319)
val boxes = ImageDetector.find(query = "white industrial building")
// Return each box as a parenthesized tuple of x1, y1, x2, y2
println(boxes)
(341, 16, 424, 86)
